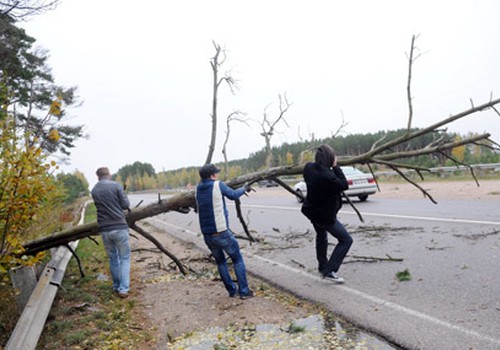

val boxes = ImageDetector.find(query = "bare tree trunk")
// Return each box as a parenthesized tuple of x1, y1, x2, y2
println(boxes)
(204, 41, 237, 165)
(205, 42, 221, 165)
(260, 93, 292, 167)
(222, 110, 247, 178)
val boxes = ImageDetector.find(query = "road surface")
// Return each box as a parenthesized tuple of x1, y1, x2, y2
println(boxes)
(130, 187, 500, 350)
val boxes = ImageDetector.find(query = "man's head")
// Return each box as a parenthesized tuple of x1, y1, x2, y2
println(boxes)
(96, 167, 111, 180)
(199, 164, 221, 179)
(315, 144, 336, 168)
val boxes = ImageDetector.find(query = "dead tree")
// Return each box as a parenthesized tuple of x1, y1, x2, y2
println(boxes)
(204, 41, 237, 165)
(260, 93, 292, 167)
(222, 110, 248, 178)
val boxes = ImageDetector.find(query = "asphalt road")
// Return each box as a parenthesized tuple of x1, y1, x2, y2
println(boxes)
(130, 190, 500, 350)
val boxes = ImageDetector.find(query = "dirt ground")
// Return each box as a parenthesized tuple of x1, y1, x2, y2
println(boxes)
(128, 179, 500, 347)
(130, 224, 321, 347)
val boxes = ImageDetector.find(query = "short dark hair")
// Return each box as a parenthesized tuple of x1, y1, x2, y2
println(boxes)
(199, 164, 221, 179)
(96, 167, 111, 179)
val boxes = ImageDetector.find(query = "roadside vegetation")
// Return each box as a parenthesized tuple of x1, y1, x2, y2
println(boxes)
(34, 203, 155, 349)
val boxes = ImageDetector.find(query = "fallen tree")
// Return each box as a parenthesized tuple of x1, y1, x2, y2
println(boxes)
(20, 94, 500, 253)
(13, 36, 500, 273)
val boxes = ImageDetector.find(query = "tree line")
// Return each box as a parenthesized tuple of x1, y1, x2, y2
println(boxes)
(110, 128, 499, 192)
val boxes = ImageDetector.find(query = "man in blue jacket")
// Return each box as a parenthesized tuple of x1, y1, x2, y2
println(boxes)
(195, 164, 254, 300)
(91, 167, 131, 298)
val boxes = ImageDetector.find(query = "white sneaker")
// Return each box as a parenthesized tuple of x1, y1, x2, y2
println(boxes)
(323, 272, 345, 284)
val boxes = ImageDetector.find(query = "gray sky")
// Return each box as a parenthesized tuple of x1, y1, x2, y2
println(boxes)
(21, 0, 500, 187)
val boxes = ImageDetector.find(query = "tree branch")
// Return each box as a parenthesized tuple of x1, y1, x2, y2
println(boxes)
(130, 223, 187, 275)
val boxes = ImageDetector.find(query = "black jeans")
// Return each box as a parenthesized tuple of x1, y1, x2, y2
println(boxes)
(313, 220, 353, 276)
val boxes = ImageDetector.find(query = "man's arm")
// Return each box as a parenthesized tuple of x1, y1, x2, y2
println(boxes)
(117, 183, 130, 209)
(219, 181, 246, 200)
(330, 166, 349, 191)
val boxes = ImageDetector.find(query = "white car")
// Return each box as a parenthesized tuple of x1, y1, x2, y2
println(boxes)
(294, 166, 377, 203)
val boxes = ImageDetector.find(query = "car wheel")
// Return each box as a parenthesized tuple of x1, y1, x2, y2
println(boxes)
(295, 189, 304, 203)
(358, 194, 368, 202)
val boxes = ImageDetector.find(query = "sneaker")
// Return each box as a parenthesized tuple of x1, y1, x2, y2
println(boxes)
(117, 292, 129, 299)
(323, 272, 345, 284)
(240, 291, 255, 300)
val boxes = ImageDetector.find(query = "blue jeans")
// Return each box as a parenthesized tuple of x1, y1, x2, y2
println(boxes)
(101, 228, 131, 294)
(203, 230, 250, 297)
(313, 220, 353, 276)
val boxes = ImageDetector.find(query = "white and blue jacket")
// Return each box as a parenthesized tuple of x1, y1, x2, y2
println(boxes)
(195, 179, 246, 235)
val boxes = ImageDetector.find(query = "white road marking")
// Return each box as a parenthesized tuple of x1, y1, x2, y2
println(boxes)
(148, 217, 500, 348)
(238, 204, 500, 226)
(249, 254, 500, 347)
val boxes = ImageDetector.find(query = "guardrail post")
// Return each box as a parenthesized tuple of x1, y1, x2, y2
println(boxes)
(8, 265, 38, 312)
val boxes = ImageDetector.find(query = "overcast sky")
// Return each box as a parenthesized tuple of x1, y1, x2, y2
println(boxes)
(21, 0, 500, 187)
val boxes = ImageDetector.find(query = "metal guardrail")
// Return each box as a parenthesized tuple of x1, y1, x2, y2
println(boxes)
(6, 205, 86, 350)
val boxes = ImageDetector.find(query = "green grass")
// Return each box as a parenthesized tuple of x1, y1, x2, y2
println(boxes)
(396, 268, 412, 282)
(36, 202, 156, 349)
(287, 322, 306, 334)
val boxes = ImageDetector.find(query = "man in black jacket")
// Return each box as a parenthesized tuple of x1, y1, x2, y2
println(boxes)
(301, 144, 353, 283)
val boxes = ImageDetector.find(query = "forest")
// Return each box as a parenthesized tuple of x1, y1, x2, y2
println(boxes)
(113, 128, 500, 192)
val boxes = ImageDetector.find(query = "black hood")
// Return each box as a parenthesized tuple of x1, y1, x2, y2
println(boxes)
(314, 144, 336, 168)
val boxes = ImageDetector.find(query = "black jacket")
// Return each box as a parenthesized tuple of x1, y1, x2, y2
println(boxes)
(301, 162, 348, 225)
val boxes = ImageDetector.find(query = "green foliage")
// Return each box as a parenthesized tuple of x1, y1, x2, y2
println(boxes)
(56, 170, 89, 204)
(287, 322, 306, 334)
(0, 16, 85, 273)
(114, 161, 157, 191)
(115, 161, 156, 182)
(84, 202, 97, 222)
(0, 112, 62, 273)
(396, 268, 412, 282)
(0, 15, 83, 158)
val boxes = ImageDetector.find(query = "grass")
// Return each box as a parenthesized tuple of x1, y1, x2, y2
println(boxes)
(35, 202, 156, 349)
(0, 284, 18, 346)
(287, 322, 306, 334)
(396, 268, 412, 282)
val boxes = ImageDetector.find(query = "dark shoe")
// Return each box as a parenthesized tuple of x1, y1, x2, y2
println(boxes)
(323, 272, 345, 284)
(240, 291, 254, 300)
(118, 292, 129, 299)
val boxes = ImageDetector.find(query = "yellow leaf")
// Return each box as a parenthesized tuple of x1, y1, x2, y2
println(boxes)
(48, 129, 60, 142)
(49, 99, 62, 116)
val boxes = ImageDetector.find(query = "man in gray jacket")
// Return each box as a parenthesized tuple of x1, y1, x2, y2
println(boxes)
(91, 167, 131, 298)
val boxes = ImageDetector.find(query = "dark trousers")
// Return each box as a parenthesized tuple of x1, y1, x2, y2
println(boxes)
(313, 220, 353, 276)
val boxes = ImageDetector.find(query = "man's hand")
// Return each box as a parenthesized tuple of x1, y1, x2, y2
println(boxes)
(244, 183, 255, 193)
